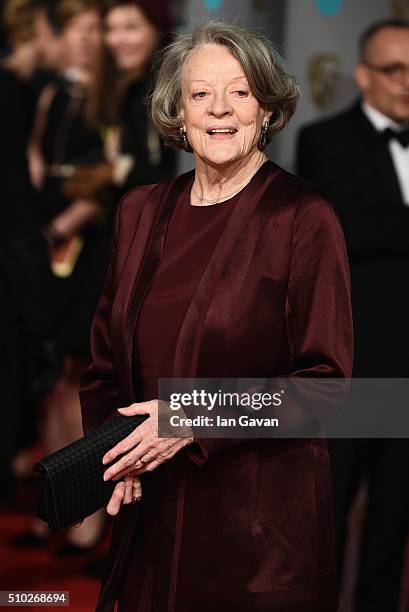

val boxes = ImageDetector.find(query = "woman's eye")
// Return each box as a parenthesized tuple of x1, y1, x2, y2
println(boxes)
(192, 92, 208, 99)
(235, 90, 249, 97)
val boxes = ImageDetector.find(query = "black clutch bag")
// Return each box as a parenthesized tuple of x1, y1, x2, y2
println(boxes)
(33, 413, 149, 531)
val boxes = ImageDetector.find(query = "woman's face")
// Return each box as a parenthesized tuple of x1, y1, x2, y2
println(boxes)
(61, 9, 102, 72)
(180, 43, 271, 166)
(104, 6, 159, 72)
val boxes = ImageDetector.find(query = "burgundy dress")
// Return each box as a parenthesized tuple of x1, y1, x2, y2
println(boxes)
(118, 187, 240, 610)
(136, 182, 240, 402)
(80, 161, 352, 612)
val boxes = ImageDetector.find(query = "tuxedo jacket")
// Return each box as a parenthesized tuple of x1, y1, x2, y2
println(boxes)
(80, 160, 353, 612)
(297, 102, 409, 376)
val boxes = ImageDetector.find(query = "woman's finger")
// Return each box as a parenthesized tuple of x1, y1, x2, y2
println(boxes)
(102, 428, 144, 466)
(102, 402, 157, 465)
(103, 440, 152, 481)
(123, 475, 135, 504)
(110, 436, 192, 481)
(111, 461, 145, 482)
(112, 441, 183, 479)
(133, 477, 142, 501)
(106, 481, 125, 516)
(104, 438, 156, 481)
(108, 438, 169, 481)
(142, 459, 162, 473)
(136, 439, 183, 466)
(117, 400, 155, 417)
(123, 475, 142, 504)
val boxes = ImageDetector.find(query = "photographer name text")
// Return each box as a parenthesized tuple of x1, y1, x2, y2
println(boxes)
(169, 415, 279, 428)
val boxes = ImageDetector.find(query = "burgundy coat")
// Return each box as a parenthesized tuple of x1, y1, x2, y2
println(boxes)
(80, 160, 353, 612)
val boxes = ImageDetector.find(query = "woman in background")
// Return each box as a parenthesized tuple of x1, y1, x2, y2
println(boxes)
(18, 0, 107, 554)
(63, 0, 176, 205)
(0, 0, 62, 495)
(65, 1, 174, 577)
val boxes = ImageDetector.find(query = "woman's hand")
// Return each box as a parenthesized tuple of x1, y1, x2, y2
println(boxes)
(63, 163, 113, 200)
(72, 473, 142, 527)
(105, 474, 142, 515)
(101, 400, 194, 482)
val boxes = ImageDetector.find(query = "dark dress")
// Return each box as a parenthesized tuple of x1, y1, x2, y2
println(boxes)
(118, 75, 176, 195)
(136, 184, 240, 402)
(40, 75, 109, 357)
(118, 184, 240, 610)
(0, 68, 56, 461)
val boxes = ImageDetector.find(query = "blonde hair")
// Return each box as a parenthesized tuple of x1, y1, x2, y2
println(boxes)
(150, 21, 299, 149)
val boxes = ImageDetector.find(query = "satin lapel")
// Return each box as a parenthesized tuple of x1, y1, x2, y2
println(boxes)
(112, 171, 194, 403)
(354, 105, 404, 206)
(172, 160, 281, 378)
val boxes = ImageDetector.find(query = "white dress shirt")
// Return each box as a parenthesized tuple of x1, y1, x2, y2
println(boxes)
(362, 102, 409, 206)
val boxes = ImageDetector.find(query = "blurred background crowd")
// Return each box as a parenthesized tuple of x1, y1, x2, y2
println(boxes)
(1, 0, 409, 611)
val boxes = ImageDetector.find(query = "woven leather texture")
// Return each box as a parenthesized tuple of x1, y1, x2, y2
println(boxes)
(33, 413, 148, 531)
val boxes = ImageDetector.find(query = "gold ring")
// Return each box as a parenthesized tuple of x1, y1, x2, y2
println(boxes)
(139, 457, 147, 465)
(131, 497, 141, 504)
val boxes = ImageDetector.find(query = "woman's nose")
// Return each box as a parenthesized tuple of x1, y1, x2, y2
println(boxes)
(207, 93, 233, 117)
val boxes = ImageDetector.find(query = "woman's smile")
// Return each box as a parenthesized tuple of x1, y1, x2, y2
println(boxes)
(207, 130, 237, 141)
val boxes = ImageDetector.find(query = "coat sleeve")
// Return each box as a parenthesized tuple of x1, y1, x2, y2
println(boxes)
(296, 125, 409, 256)
(79, 181, 164, 437)
(79, 197, 125, 436)
(185, 194, 354, 465)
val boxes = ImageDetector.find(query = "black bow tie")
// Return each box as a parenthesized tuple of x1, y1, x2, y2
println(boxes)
(383, 127, 409, 148)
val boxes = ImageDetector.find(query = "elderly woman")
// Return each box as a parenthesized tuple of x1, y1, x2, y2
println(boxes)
(79, 21, 353, 612)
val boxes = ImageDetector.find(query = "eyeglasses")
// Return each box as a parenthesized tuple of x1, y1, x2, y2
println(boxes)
(362, 61, 409, 82)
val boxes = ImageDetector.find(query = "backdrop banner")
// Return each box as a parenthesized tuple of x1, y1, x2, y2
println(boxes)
(275, 0, 400, 170)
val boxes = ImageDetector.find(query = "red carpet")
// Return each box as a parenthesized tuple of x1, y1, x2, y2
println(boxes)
(1, 478, 408, 611)
(0, 479, 110, 612)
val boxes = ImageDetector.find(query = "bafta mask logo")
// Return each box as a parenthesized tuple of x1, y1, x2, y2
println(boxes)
(308, 53, 343, 109)
(202, 0, 223, 9)
(390, 0, 409, 17)
(315, 0, 343, 16)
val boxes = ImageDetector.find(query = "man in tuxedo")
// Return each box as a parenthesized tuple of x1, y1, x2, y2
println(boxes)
(296, 18, 409, 612)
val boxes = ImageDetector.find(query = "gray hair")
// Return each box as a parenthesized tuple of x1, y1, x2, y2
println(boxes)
(149, 21, 300, 149)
